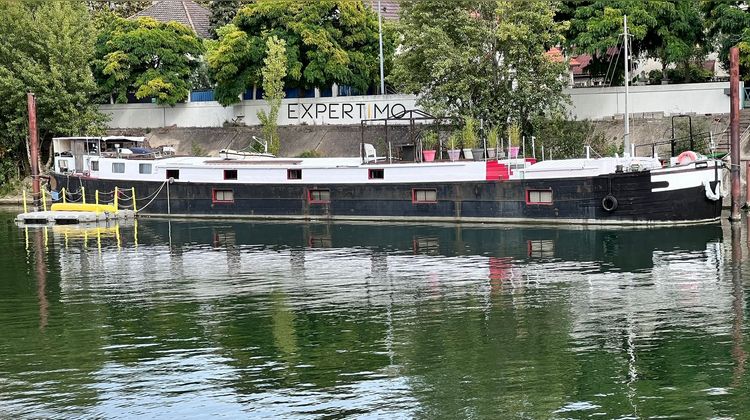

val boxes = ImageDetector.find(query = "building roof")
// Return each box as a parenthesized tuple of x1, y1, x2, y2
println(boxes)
(131, 0, 211, 38)
(367, 0, 400, 20)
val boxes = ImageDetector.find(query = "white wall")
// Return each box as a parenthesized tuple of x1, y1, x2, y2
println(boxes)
(101, 83, 732, 129)
(565, 82, 731, 120)
(101, 94, 418, 128)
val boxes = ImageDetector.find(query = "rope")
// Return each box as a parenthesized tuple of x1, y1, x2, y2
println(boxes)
(136, 180, 168, 213)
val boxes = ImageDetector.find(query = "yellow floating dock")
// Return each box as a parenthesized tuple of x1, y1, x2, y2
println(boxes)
(50, 203, 117, 213)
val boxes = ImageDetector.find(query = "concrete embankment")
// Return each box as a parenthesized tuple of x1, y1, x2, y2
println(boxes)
(108, 112, 745, 158)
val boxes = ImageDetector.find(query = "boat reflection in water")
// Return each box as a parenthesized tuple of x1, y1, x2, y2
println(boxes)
(12, 218, 745, 418)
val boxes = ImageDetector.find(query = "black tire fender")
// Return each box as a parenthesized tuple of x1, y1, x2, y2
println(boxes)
(602, 194, 618, 212)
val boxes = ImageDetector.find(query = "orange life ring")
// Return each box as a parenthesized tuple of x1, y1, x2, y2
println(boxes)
(677, 151, 698, 165)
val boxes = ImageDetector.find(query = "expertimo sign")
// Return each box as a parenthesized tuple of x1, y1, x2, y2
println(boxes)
(99, 83, 731, 129)
(100, 95, 419, 129)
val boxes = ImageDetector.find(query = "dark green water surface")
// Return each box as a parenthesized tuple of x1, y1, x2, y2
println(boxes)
(2, 210, 750, 418)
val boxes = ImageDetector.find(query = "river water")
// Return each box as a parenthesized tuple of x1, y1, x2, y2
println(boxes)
(1, 210, 749, 418)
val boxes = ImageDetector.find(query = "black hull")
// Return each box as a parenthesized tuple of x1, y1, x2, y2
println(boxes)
(50, 170, 722, 225)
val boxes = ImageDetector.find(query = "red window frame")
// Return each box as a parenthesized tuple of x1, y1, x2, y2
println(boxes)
(308, 189, 330, 204)
(525, 189, 553, 206)
(412, 188, 438, 204)
(212, 188, 235, 204)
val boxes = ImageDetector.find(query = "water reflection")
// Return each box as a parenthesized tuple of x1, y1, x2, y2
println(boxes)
(3, 214, 749, 418)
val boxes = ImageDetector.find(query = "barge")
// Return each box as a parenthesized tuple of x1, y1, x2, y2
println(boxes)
(47, 136, 724, 225)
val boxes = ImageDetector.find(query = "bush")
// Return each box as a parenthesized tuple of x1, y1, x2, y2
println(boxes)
(297, 150, 322, 158)
(531, 117, 612, 159)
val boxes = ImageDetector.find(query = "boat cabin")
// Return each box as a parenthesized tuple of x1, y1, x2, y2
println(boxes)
(53, 136, 174, 175)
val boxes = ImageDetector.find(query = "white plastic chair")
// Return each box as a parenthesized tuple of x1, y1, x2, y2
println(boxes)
(363, 143, 381, 163)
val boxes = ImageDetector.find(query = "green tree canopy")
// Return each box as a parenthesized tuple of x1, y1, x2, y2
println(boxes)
(705, 1, 750, 79)
(93, 16, 205, 105)
(562, 0, 709, 84)
(206, 0, 394, 106)
(390, 0, 569, 137)
(86, 0, 151, 17)
(0, 0, 105, 181)
(208, 0, 242, 38)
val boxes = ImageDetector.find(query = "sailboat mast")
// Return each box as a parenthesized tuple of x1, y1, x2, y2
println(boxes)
(623, 15, 631, 156)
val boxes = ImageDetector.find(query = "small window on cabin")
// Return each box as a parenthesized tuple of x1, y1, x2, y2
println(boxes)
(308, 189, 330, 203)
(166, 169, 179, 179)
(59, 160, 69, 172)
(213, 189, 234, 203)
(90, 160, 99, 172)
(288, 169, 302, 180)
(224, 169, 238, 180)
(112, 162, 125, 174)
(369, 169, 384, 179)
(527, 189, 553, 205)
(139, 163, 152, 174)
(413, 189, 437, 203)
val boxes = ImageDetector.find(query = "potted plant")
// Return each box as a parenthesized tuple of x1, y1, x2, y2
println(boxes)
(447, 131, 461, 161)
(421, 130, 438, 162)
(508, 122, 521, 159)
(462, 118, 478, 160)
(486, 127, 499, 159)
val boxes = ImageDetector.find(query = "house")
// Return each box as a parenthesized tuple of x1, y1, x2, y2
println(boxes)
(131, 0, 211, 39)
(367, 0, 400, 20)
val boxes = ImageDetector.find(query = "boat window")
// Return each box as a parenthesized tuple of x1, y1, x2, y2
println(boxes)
(527, 189, 553, 205)
(59, 160, 69, 172)
(288, 169, 302, 180)
(308, 189, 330, 203)
(224, 169, 237, 180)
(412, 188, 437, 203)
(369, 169, 384, 179)
(139, 163, 152, 174)
(112, 162, 125, 174)
(213, 189, 234, 203)
(90, 160, 99, 172)
(166, 169, 179, 179)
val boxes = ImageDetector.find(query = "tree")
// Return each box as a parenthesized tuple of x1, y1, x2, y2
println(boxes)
(0, 0, 106, 182)
(562, 1, 709, 84)
(208, 0, 241, 38)
(705, 1, 750, 79)
(93, 16, 205, 105)
(206, 0, 394, 106)
(86, 0, 151, 17)
(257, 36, 287, 156)
(390, 0, 569, 139)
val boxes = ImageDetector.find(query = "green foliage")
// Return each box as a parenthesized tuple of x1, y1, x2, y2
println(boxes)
(462, 118, 478, 149)
(208, 0, 241, 38)
(487, 127, 499, 149)
(93, 16, 205, 105)
(421, 131, 438, 150)
(0, 0, 106, 183)
(562, 1, 709, 85)
(391, 0, 569, 138)
(86, 1, 151, 17)
(257, 36, 287, 156)
(191, 140, 207, 157)
(705, 1, 750, 80)
(207, 0, 395, 106)
(297, 150, 322, 158)
(532, 117, 611, 159)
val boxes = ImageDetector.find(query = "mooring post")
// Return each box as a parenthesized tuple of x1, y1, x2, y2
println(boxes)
(22, 190, 28, 214)
(114, 186, 119, 210)
(62, 187, 66, 204)
(730, 46, 741, 221)
(27, 93, 40, 210)
(41, 187, 47, 212)
(81, 186, 86, 205)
